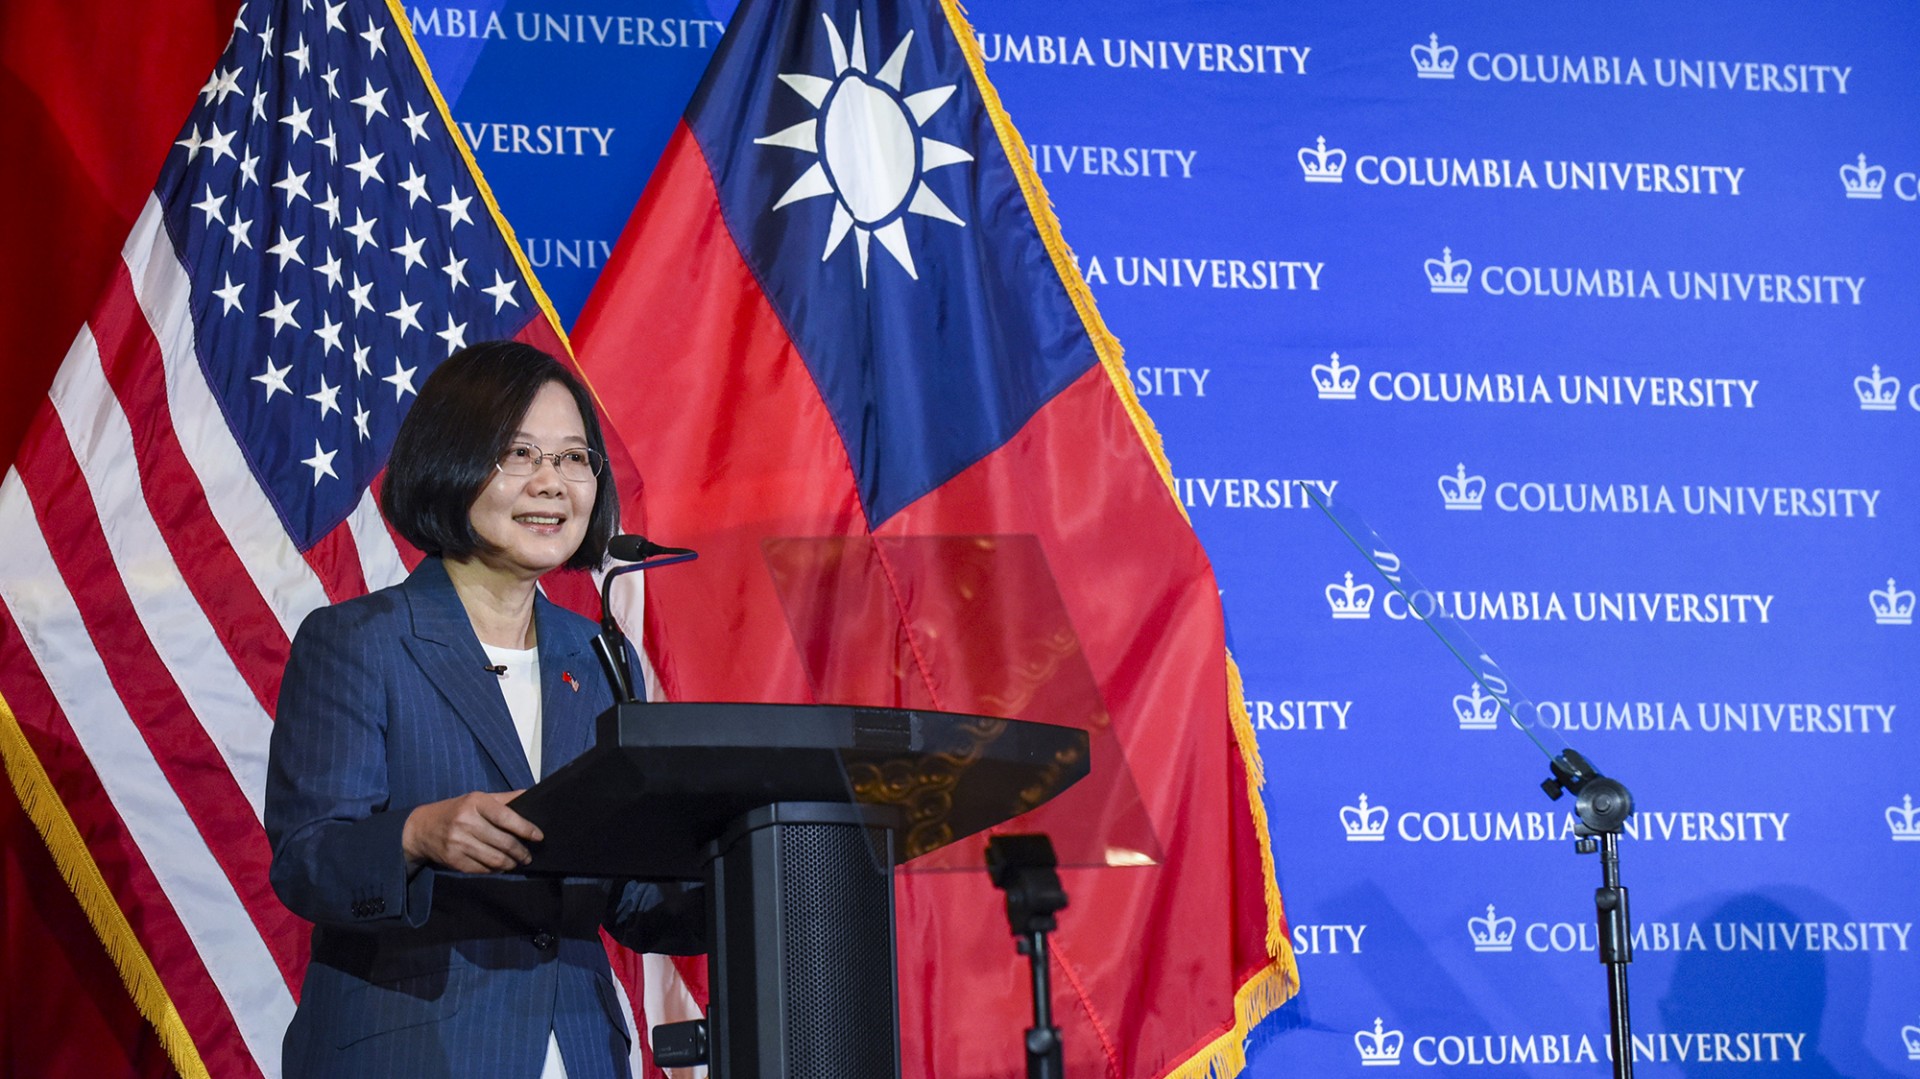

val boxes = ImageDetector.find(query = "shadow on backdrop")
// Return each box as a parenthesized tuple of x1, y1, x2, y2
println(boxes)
(1251, 879, 1565, 1079)
(1655, 890, 1900, 1078)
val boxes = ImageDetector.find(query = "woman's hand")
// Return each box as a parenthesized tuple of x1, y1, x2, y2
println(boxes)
(401, 791, 544, 873)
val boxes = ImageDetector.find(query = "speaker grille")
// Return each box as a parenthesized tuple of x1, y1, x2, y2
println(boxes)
(780, 824, 894, 1078)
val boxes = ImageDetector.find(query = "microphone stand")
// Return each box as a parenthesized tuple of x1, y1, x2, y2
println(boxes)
(1296, 481, 1643, 1077)
(1539, 749, 1636, 1079)
(987, 835, 1068, 1079)
(588, 535, 707, 1068)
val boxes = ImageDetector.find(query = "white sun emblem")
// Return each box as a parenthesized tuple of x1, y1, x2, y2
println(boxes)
(754, 12, 974, 286)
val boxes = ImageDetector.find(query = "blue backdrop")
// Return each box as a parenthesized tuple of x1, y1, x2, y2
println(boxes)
(406, 1, 1920, 1073)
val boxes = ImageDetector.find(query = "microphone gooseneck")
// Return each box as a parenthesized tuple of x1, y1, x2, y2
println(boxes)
(593, 533, 700, 704)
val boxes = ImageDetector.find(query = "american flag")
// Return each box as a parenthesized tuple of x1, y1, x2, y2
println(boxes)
(0, 1, 656, 1075)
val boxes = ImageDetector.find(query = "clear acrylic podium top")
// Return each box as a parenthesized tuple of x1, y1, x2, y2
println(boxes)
(512, 534, 1159, 877)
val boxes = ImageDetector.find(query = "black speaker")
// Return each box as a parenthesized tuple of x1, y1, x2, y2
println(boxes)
(707, 802, 901, 1078)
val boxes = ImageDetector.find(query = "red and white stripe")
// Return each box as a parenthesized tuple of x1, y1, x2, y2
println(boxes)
(0, 472, 296, 1075)
(0, 194, 422, 1078)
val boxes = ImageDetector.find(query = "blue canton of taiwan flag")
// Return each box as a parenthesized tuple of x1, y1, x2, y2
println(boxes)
(685, 1, 1099, 527)
(0, 1, 560, 1076)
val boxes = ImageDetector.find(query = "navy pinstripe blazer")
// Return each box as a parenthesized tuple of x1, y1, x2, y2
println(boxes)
(267, 558, 699, 1079)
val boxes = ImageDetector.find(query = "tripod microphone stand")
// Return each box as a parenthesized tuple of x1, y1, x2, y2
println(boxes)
(1541, 749, 1638, 1079)
(987, 835, 1069, 1079)
(1300, 482, 1643, 1079)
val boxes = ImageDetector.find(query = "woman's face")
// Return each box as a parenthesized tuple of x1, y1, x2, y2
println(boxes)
(464, 380, 596, 582)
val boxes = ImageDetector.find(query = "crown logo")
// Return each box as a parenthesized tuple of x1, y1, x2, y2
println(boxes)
(1425, 247, 1471, 294)
(1410, 33, 1458, 79)
(1454, 683, 1503, 731)
(1341, 794, 1389, 841)
(1854, 364, 1900, 411)
(1902, 1016, 1920, 1059)
(1438, 463, 1487, 510)
(1890, 795, 1920, 841)
(1469, 904, 1517, 952)
(1313, 352, 1360, 400)
(1355, 1017, 1406, 1065)
(1327, 572, 1375, 619)
(1871, 579, 1915, 625)
(1840, 153, 1887, 199)
(1298, 136, 1347, 183)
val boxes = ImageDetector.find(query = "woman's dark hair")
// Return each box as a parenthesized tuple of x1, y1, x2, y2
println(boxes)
(380, 341, 617, 571)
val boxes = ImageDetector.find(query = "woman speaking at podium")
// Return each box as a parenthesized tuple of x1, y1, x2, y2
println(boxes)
(266, 342, 700, 1078)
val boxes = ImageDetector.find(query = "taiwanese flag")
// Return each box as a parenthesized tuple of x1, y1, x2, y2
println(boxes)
(573, 1, 1296, 1076)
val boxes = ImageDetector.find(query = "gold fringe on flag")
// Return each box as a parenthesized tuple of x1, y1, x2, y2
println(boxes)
(938, 2, 1301, 1075)
(0, 691, 211, 1079)
(1162, 961, 1303, 1079)
(1227, 652, 1295, 962)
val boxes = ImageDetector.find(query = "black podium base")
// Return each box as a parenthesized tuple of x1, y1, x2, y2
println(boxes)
(708, 803, 902, 1079)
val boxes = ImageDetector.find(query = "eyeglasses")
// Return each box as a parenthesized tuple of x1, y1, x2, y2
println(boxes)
(496, 442, 603, 483)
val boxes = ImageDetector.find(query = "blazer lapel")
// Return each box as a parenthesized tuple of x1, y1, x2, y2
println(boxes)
(401, 559, 537, 790)
(534, 596, 600, 780)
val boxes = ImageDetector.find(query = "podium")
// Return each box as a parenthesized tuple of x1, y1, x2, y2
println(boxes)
(510, 700, 1092, 1079)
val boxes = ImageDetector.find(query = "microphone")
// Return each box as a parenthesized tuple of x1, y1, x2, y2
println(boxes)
(483, 663, 508, 675)
(607, 534, 695, 562)
(593, 534, 700, 704)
